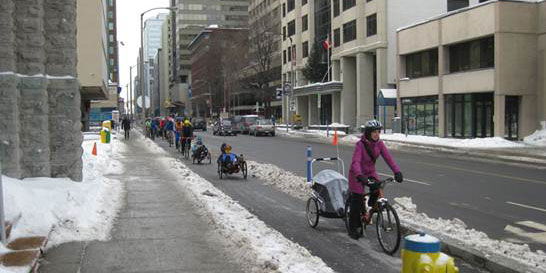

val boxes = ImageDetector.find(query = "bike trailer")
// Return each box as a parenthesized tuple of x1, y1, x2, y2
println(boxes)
(312, 169, 349, 216)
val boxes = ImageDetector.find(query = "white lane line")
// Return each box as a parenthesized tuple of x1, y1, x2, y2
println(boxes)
(506, 201, 546, 213)
(517, 221, 546, 231)
(377, 172, 431, 186)
(504, 222, 546, 244)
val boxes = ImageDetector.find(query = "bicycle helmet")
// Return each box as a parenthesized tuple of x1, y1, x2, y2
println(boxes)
(196, 136, 203, 145)
(364, 119, 383, 141)
(225, 145, 232, 154)
(184, 120, 191, 126)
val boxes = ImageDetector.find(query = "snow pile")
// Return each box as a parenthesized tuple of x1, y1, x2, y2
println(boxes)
(381, 134, 524, 148)
(394, 197, 546, 272)
(524, 123, 546, 146)
(140, 147, 333, 272)
(2, 134, 125, 254)
(247, 161, 311, 200)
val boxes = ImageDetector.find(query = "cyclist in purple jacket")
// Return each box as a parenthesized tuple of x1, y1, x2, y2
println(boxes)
(347, 120, 403, 240)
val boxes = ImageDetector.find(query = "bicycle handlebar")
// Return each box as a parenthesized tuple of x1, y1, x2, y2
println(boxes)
(367, 177, 395, 188)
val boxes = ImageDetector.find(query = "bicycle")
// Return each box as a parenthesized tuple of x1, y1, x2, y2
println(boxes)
(180, 137, 193, 159)
(344, 177, 401, 255)
(166, 130, 175, 147)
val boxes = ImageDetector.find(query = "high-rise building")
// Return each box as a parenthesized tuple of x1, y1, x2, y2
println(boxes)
(143, 13, 168, 116)
(107, 0, 118, 83)
(172, 0, 249, 116)
(281, 0, 446, 128)
(245, 0, 283, 118)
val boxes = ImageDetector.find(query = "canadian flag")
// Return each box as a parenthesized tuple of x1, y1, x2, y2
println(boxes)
(322, 35, 331, 50)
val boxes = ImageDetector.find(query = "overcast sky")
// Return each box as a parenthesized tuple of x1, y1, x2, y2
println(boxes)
(116, 0, 169, 103)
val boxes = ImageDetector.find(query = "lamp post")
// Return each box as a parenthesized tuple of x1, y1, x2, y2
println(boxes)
(141, 6, 176, 119)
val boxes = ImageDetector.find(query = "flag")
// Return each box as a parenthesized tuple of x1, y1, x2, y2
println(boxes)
(332, 130, 338, 146)
(92, 142, 97, 156)
(322, 39, 330, 50)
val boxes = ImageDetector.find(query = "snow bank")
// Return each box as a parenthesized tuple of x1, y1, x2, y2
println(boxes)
(140, 139, 334, 273)
(244, 159, 546, 272)
(524, 124, 546, 146)
(394, 197, 546, 272)
(2, 134, 125, 256)
(381, 134, 524, 148)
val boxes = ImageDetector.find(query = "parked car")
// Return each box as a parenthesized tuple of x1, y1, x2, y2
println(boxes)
(213, 120, 236, 136)
(193, 117, 207, 131)
(240, 115, 259, 134)
(249, 119, 275, 136)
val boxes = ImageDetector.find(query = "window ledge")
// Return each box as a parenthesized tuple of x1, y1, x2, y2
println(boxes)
(444, 67, 494, 75)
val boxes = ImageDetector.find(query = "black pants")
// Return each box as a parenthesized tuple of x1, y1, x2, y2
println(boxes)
(349, 193, 364, 231)
(124, 129, 130, 140)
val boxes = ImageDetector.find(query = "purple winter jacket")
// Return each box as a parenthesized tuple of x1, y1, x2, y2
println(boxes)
(348, 135, 400, 194)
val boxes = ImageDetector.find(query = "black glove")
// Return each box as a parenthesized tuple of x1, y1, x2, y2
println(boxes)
(356, 175, 368, 186)
(395, 172, 403, 183)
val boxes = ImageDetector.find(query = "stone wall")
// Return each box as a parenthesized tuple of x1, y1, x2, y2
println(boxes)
(0, 0, 82, 181)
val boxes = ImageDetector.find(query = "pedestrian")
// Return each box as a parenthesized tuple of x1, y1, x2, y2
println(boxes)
(121, 116, 131, 140)
(347, 120, 403, 240)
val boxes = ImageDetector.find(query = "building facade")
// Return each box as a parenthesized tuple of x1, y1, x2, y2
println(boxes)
(78, 0, 111, 130)
(107, 0, 119, 83)
(143, 13, 168, 117)
(188, 27, 250, 118)
(172, 0, 249, 116)
(281, 0, 446, 128)
(397, 0, 546, 139)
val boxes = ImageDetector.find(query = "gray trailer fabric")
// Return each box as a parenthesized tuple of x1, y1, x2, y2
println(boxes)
(312, 169, 349, 214)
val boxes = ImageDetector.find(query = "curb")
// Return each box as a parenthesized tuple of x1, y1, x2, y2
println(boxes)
(399, 225, 543, 273)
(382, 139, 546, 167)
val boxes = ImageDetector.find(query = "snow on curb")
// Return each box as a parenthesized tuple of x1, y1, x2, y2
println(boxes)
(394, 197, 546, 272)
(138, 136, 334, 273)
(244, 160, 546, 272)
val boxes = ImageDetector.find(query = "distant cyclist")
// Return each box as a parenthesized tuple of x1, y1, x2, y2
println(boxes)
(180, 119, 193, 153)
(347, 120, 403, 240)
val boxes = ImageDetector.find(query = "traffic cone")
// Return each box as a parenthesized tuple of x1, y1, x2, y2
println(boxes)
(332, 130, 338, 146)
(92, 142, 97, 156)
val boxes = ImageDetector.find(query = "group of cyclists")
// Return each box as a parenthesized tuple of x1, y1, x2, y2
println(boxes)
(145, 115, 195, 155)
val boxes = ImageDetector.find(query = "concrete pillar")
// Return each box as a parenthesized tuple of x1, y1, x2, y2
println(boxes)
(520, 94, 537, 140)
(494, 94, 505, 137)
(44, 0, 77, 76)
(356, 53, 374, 127)
(332, 91, 341, 123)
(297, 96, 309, 127)
(438, 94, 445, 137)
(341, 57, 357, 127)
(15, 0, 46, 75)
(376, 48, 389, 91)
(332, 60, 341, 81)
(308, 94, 319, 126)
(0, 0, 16, 72)
(437, 44, 446, 137)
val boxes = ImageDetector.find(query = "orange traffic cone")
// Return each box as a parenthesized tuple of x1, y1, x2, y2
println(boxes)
(332, 130, 338, 146)
(92, 142, 97, 156)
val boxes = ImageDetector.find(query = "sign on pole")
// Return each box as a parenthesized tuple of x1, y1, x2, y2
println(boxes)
(290, 100, 296, 111)
(276, 88, 283, 99)
(283, 82, 291, 95)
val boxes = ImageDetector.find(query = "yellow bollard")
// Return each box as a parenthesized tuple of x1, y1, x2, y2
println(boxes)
(401, 233, 459, 273)
(100, 129, 107, 144)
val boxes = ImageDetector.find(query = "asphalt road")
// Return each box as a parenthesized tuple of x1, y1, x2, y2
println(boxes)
(191, 129, 546, 253)
(153, 134, 486, 273)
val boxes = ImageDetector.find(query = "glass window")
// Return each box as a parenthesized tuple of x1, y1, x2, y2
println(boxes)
(449, 36, 494, 73)
(282, 3, 286, 17)
(342, 20, 356, 43)
(302, 0, 308, 5)
(288, 20, 295, 37)
(283, 50, 287, 64)
(287, 0, 295, 12)
(108, 22, 114, 30)
(464, 95, 472, 138)
(302, 15, 308, 32)
(366, 14, 377, 37)
(405, 48, 438, 78)
(402, 96, 438, 136)
(287, 46, 291, 62)
(342, 0, 355, 11)
(109, 34, 114, 42)
(108, 11, 113, 19)
(283, 26, 286, 40)
(445, 93, 494, 138)
(447, 0, 469, 11)
(302, 41, 309, 58)
(334, 28, 340, 47)
(333, 0, 340, 17)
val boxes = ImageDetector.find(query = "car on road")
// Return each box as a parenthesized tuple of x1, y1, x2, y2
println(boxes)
(249, 119, 275, 136)
(193, 117, 207, 131)
(240, 115, 259, 134)
(213, 120, 236, 136)
(230, 116, 242, 134)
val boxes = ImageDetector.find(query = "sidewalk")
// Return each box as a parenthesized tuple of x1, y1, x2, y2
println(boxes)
(38, 134, 243, 273)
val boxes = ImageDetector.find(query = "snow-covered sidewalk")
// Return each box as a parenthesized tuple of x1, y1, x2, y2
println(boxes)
(139, 135, 335, 273)
(1, 132, 125, 273)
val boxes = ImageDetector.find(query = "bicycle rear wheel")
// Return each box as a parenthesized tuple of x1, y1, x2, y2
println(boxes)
(306, 198, 319, 228)
(375, 203, 401, 255)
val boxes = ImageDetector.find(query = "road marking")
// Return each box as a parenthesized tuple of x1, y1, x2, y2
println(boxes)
(421, 162, 546, 186)
(378, 172, 431, 186)
(504, 221, 546, 244)
(506, 201, 546, 213)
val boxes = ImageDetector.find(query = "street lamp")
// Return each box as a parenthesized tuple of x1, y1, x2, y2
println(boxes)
(193, 79, 213, 118)
(140, 6, 177, 119)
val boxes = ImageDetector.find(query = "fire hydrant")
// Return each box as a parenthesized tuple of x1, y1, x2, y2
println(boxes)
(100, 128, 110, 144)
(402, 233, 459, 273)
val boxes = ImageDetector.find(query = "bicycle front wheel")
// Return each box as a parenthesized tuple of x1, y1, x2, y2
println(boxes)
(375, 203, 401, 255)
